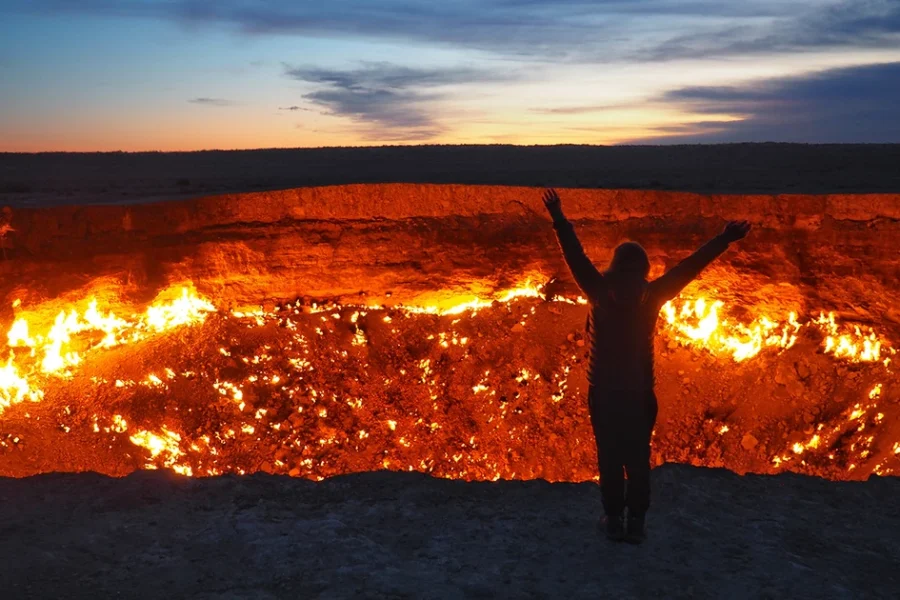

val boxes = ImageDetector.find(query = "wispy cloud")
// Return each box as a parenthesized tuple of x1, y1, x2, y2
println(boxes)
(278, 105, 311, 111)
(530, 104, 628, 115)
(188, 97, 235, 107)
(285, 62, 508, 140)
(20, 1, 900, 63)
(639, 61, 900, 143)
(642, 0, 900, 60)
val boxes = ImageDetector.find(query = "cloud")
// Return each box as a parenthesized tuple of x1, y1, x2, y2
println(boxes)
(188, 97, 235, 106)
(285, 62, 506, 139)
(530, 103, 629, 115)
(279, 105, 311, 111)
(643, 0, 900, 60)
(637, 61, 900, 143)
(19, 1, 900, 63)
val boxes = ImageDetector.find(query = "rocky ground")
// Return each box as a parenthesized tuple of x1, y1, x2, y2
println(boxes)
(0, 298, 894, 483)
(0, 464, 897, 599)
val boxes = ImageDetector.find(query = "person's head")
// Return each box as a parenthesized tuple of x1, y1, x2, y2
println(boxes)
(606, 241, 650, 280)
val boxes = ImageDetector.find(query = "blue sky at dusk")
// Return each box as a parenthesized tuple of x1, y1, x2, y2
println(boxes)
(1, 0, 899, 151)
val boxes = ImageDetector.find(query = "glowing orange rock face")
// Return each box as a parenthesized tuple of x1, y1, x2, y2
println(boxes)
(0, 186, 896, 481)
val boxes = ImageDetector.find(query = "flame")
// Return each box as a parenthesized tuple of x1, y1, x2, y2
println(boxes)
(869, 383, 883, 400)
(0, 276, 897, 482)
(0, 358, 43, 410)
(662, 298, 803, 362)
(814, 312, 884, 363)
(0, 285, 215, 412)
(661, 298, 893, 366)
(396, 279, 544, 316)
(129, 427, 193, 476)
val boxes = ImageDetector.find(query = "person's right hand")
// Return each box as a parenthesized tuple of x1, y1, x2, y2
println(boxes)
(722, 220, 751, 242)
(542, 188, 563, 217)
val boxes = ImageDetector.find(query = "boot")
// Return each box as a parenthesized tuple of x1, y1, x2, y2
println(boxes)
(602, 514, 625, 541)
(625, 514, 646, 544)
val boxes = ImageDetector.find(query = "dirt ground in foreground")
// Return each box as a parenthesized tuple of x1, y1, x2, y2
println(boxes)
(0, 464, 897, 599)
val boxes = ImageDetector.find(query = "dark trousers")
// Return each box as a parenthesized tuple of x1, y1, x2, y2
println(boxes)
(588, 386, 658, 518)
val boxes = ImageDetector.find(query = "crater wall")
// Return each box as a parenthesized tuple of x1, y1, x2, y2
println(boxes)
(0, 185, 897, 481)
(1, 185, 898, 330)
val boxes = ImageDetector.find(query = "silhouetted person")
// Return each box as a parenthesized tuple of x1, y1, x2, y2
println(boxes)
(542, 188, 750, 543)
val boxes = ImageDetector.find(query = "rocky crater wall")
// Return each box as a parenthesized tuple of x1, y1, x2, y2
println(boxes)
(0, 184, 897, 481)
(0, 184, 897, 332)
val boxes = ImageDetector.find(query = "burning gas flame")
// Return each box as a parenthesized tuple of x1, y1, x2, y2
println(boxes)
(662, 299, 891, 365)
(0, 277, 895, 481)
(814, 312, 884, 363)
(0, 286, 215, 411)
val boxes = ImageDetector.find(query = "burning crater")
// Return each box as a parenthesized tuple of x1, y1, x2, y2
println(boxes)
(0, 184, 896, 481)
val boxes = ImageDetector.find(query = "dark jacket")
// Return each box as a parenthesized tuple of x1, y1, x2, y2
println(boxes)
(552, 216, 731, 391)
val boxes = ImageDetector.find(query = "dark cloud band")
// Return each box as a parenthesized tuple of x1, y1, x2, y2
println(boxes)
(285, 62, 509, 140)
(642, 61, 900, 143)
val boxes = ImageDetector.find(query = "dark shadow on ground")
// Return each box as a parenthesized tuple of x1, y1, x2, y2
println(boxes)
(0, 464, 897, 599)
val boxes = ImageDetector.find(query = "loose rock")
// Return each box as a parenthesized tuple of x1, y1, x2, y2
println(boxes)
(742, 434, 759, 450)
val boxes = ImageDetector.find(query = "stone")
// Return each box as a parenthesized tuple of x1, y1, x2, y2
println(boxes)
(510, 323, 525, 333)
(741, 434, 758, 450)
(774, 365, 790, 386)
(886, 308, 900, 325)
(788, 381, 806, 398)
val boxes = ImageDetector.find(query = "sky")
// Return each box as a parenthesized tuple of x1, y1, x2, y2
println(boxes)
(1, 0, 899, 151)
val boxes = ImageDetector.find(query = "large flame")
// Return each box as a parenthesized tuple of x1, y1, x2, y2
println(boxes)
(0, 278, 895, 481)
(0, 286, 215, 410)
(661, 298, 889, 366)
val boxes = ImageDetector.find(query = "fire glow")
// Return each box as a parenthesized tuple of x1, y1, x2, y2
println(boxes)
(0, 286, 215, 410)
(0, 279, 895, 482)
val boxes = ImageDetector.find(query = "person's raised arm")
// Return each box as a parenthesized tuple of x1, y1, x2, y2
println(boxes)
(650, 220, 751, 303)
(542, 188, 603, 296)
